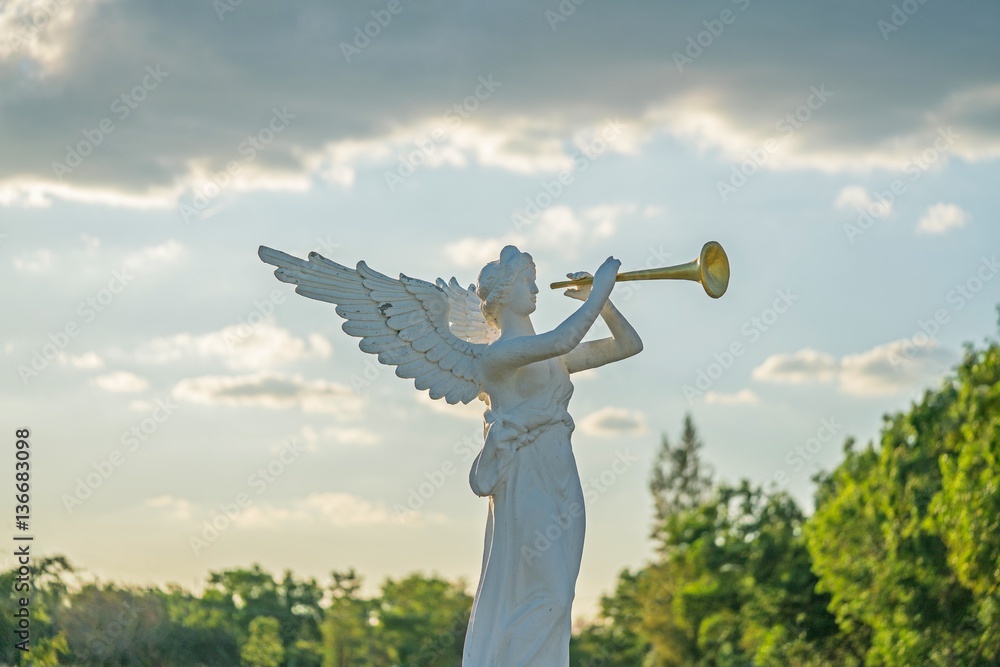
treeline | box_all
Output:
[1,561,472,666]
[572,321,1000,666]
[4,321,1000,666]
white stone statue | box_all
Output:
[259,244,643,665]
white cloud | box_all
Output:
[834,185,892,217]
[0,179,179,210]
[444,203,636,269]
[238,492,402,528]
[60,351,104,369]
[0,2,997,212]
[91,371,149,393]
[297,425,380,449]
[136,322,331,370]
[839,338,955,396]
[917,203,968,235]
[145,495,195,520]
[12,248,54,272]
[416,391,485,421]
[752,349,838,384]
[172,371,360,414]
[123,240,184,272]
[753,340,957,397]
[80,233,101,254]
[147,492,422,527]
[704,389,760,405]
[0,0,109,76]
[578,407,646,436]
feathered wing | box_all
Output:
[259,246,486,404]
[436,277,500,345]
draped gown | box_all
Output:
[463,357,583,665]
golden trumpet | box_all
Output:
[550,241,730,299]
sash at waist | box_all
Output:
[469,404,574,497]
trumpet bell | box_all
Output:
[699,241,730,299]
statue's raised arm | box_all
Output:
[478,254,630,377]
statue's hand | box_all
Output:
[563,272,592,301]
[591,256,621,297]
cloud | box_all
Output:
[4,1,992,209]
[59,351,104,369]
[145,495,195,520]
[0,0,109,76]
[415,391,486,421]
[444,203,636,269]
[752,349,838,384]
[297,425,379,449]
[578,407,646,436]
[917,203,968,235]
[238,492,402,528]
[753,340,957,396]
[91,370,149,392]
[704,389,760,405]
[122,240,184,272]
[834,185,892,217]
[12,248,54,272]
[146,492,421,527]
[135,322,331,370]
[839,338,955,396]
[171,371,360,414]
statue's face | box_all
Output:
[505,265,538,317]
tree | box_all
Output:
[377,573,471,666]
[649,413,714,538]
[242,616,285,667]
[807,322,1000,665]
[321,569,385,667]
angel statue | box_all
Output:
[258,243,643,665]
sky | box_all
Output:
[1,0,998,620]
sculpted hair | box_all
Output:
[476,245,534,327]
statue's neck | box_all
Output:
[497,312,535,339]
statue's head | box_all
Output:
[476,245,537,327]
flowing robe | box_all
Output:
[463,360,583,666]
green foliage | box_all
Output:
[242,617,285,667]
[807,328,1000,665]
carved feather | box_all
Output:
[259,245,489,405]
